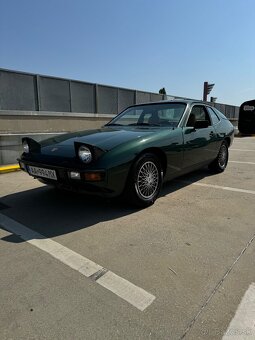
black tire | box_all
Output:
[209,141,229,173]
[124,153,163,208]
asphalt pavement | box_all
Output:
[0,136,255,340]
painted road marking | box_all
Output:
[231,149,255,152]
[222,283,255,339]
[178,181,255,195]
[0,213,155,311]
[233,142,255,144]
[97,271,155,312]
[229,161,255,165]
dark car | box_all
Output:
[238,99,255,134]
[19,100,234,207]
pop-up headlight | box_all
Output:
[22,140,29,153]
[78,145,92,164]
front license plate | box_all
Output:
[28,166,57,180]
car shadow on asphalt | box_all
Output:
[0,168,215,242]
[161,167,216,196]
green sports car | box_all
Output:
[19,100,234,207]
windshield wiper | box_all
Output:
[105,123,123,126]
[128,122,160,127]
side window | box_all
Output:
[207,107,220,125]
[186,105,211,127]
[213,108,227,120]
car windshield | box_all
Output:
[106,102,187,127]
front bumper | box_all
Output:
[18,159,115,196]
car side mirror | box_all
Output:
[194,120,209,129]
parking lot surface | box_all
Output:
[0,137,255,340]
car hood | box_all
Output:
[40,127,168,151]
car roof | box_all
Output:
[130,99,206,107]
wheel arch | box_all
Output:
[224,137,231,147]
[133,147,167,176]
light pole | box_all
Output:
[203,82,215,102]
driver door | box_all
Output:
[182,105,217,169]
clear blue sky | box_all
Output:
[0,0,254,106]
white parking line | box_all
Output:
[222,283,255,339]
[178,181,255,195]
[229,161,255,165]
[0,213,155,311]
[231,149,255,152]
[97,271,155,311]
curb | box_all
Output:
[0,164,20,174]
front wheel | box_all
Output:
[209,141,229,173]
[124,153,163,208]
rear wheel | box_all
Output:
[209,141,229,173]
[124,153,162,207]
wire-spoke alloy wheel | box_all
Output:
[124,153,163,207]
[218,143,228,168]
[209,141,229,173]
[135,161,159,200]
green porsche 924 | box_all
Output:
[19,100,234,207]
